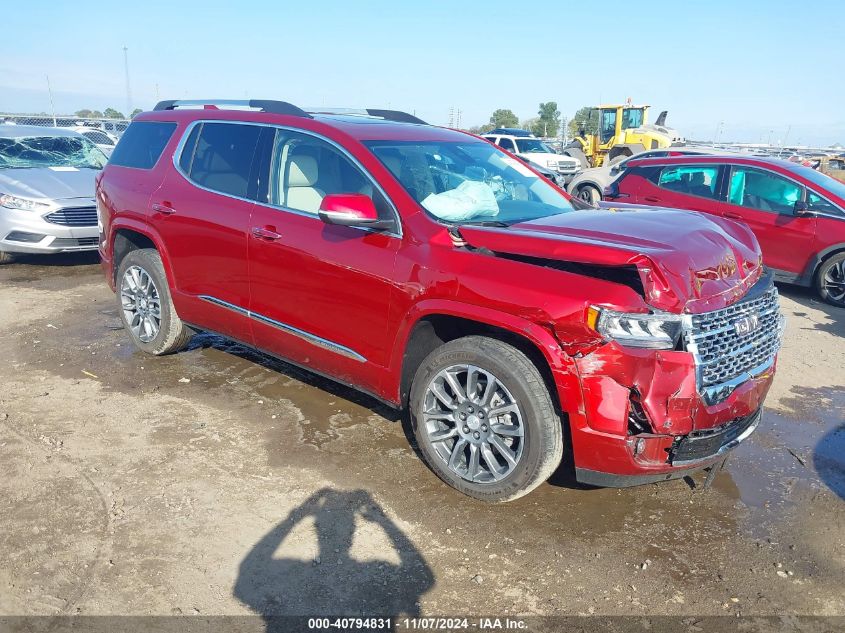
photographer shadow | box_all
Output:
[234,488,434,632]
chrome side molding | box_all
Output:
[198,295,367,363]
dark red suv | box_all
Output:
[606,154,845,306]
[97,100,784,501]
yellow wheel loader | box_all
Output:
[565,104,684,169]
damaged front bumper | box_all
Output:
[564,276,783,487]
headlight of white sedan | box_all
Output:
[0,194,52,212]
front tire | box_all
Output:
[816,252,845,307]
[409,336,564,502]
[116,248,192,355]
[0,251,16,264]
[577,184,601,204]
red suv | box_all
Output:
[97,100,783,501]
[606,154,845,307]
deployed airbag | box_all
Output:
[421,180,499,221]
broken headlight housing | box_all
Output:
[0,194,51,212]
[589,307,684,350]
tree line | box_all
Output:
[466,103,599,139]
[74,107,143,120]
[467,102,562,138]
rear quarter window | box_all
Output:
[109,121,177,169]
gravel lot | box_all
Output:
[0,253,843,625]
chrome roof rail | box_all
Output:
[153,99,312,118]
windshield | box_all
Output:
[514,138,552,154]
[791,162,845,201]
[365,140,574,225]
[0,135,107,169]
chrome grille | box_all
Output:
[44,206,97,227]
[556,160,579,173]
[684,284,783,403]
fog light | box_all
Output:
[5,231,46,243]
[635,438,646,456]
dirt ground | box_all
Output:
[0,253,843,625]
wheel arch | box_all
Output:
[110,221,176,289]
[802,242,845,286]
[575,180,603,195]
[391,301,580,416]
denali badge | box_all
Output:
[733,314,761,336]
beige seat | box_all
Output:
[285,155,324,213]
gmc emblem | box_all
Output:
[734,314,761,336]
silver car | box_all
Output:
[0,125,107,263]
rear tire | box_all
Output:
[816,252,845,307]
[0,251,16,264]
[116,248,192,355]
[409,336,563,502]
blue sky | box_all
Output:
[1,0,841,145]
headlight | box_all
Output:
[0,194,51,212]
[588,306,684,349]
[546,160,557,168]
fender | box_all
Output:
[385,298,584,415]
[800,242,845,286]
[108,216,178,292]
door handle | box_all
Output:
[251,226,282,241]
[152,202,176,215]
[722,211,742,220]
[644,196,660,203]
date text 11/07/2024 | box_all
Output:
[307,617,528,630]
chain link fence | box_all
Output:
[0,113,131,137]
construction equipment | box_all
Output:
[565,102,683,169]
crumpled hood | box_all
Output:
[0,167,98,203]
[459,207,763,313]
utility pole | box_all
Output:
[778,125,791,157]
[45,75,57,127]
[123,46,132,117]
[456,109,462,129]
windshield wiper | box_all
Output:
[458,220,510,227]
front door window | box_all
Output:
[599,109,617,144]
[728,168,802,214]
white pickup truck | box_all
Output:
[483,130,581,183]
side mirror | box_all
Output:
[318,193,393,230]
[793,200,812,216]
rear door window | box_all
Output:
[109,121,177,169]
[657,165,720,199]
[185,122,262,199]
[728,167,802,214]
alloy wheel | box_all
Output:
[422,364,525,483]
[120,265,162,343]
[823,260,845,304]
